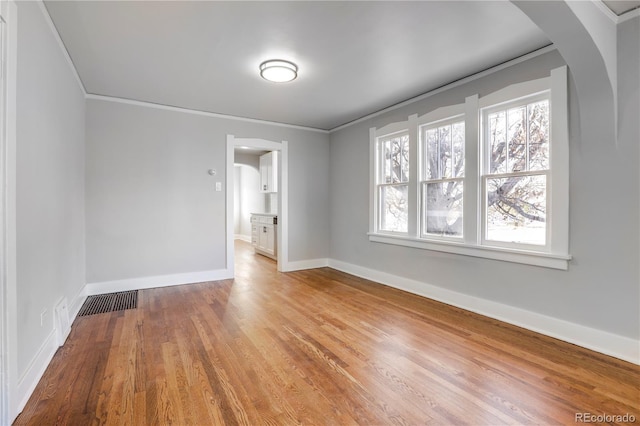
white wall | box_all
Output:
[15,0,86,401]
[233,163,262,240]
[234,166,241,235]
[85,98,330,284]
[329,46,639,353]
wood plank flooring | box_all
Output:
[14,240,640,425]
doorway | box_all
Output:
[225,135,288,276]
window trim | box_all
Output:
[369,66,571,270]
[480,91,551,251]
[418,113,466,241]
[368,232,572,269]
[370,124,411,236]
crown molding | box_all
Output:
[85,94,330,134]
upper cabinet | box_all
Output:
[259,151,278,193]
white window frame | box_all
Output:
[370,120,413,236]
[418,108,466,242]
[369,66,571,270]
[480,91,551,251]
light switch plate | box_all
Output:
[215,182,222,191]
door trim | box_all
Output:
[0,0,18,422]
[226,135,288,273]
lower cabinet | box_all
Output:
[257,224,276,256]
[251,214,277,260]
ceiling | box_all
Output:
[44,1,556,131]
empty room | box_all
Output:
[1,0,639,424]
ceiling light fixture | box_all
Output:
[259,59,298,83]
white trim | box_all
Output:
[68,284,87,322]
[463,94,479,246]
[375,120,410,139]
[477,76,550,109]
[550,66,569,255]
[282,258,329,272]
[278,141,289,272]
[594,0,621,24]
[85,269,233,295]
[37,1,85,93]
[234,234,251,243]
[593,0,640,24]
[226,135,236,277]
[368,233,570,270]
[330,45,556,133]
[407,114,418,236]
[618,6,640,22]
[369,128,376,235]
[15,330,57,416]
[416,103,465,125]
[370,121,412,235]
[88,94,328,134]
[227,136,290,273]
[327,259,639,365]
[1,0,17,422]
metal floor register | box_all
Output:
[78,290,138,316]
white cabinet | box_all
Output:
[251,214,277,259]
[257,224,275,256]
[259,151,278,193]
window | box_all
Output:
[376,131,409,233]
[369,66,570,269]
[482,95,549,248]
[420,117,465,238]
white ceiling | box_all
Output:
[45,1,553,131]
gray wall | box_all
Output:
[86,99,330,283]
[329,47,639,340]
[16,2,86,374]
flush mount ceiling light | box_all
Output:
[259,59,298,83]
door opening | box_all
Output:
[225,136,288,276]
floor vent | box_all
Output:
[78,290,138,316]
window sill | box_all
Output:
[368,233,571,270]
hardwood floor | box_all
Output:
[14,240,640,425]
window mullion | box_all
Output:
[369,127,377,234]
[550,66,569,254]
[407,114,419,237]
[463,94,479,245]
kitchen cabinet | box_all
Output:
[259,151,278,193]
[251,214,277,259]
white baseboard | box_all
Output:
[86,269,234,296]
[16,330,58,414]
[234,234,251,243]
[283,258,329,272]
[328,259,640,365]
[69,284,88,321]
